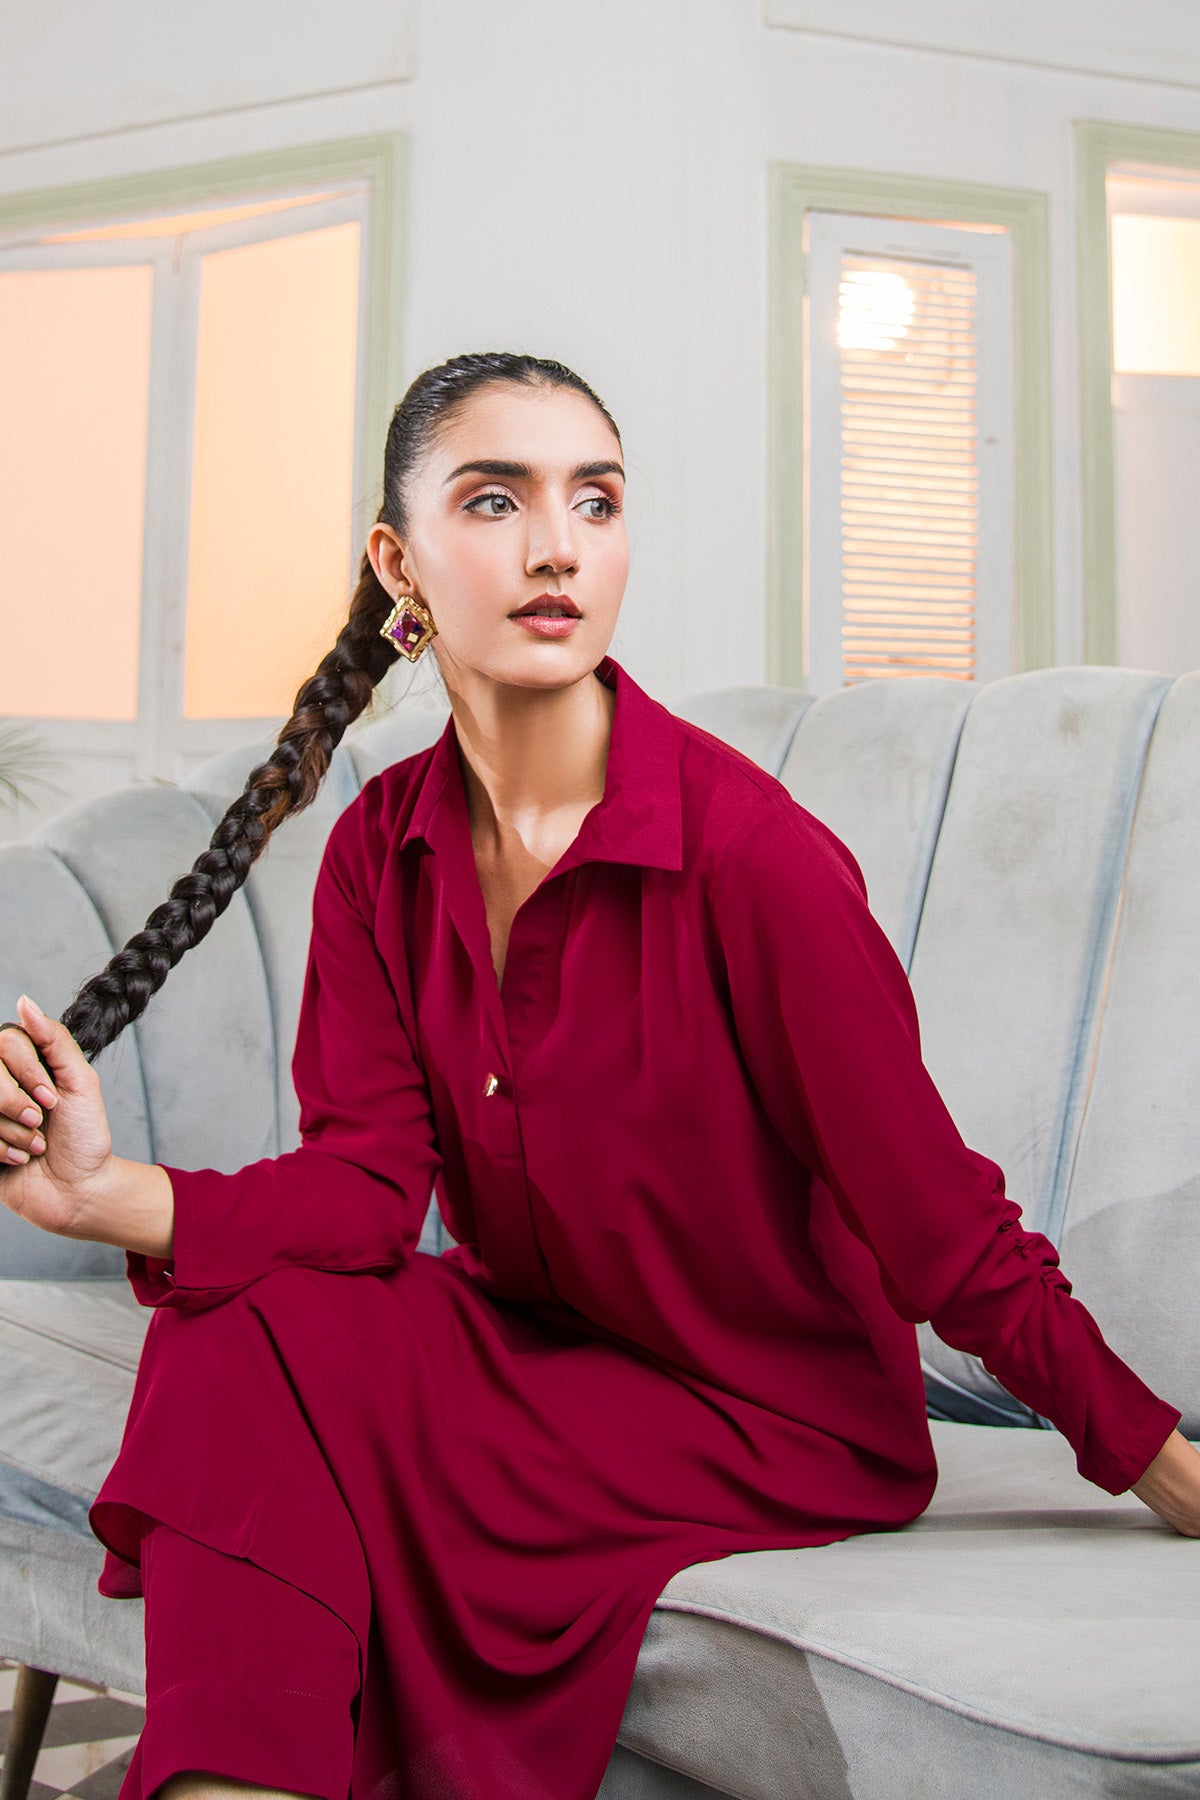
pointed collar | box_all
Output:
[397,653,683,874]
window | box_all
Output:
[0,257,153,725]
[1109,169,1200,376]
[1111,211,1200,376]
[1075,122,1200,667]
[0,138,400,841]
[805,214,1014,689]
[1106,163,1200,675]
[768,166,1053,694]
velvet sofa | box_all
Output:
[1,663,1198,1798]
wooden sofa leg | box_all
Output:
[0,1664,59,1800]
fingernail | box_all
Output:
[18,1107,40,1127]
[18,995,45,1019]
[33,1086,56,1107]
[30,1134,46,1154]
[7,1147,29,1163]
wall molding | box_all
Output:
[767,163,1054,688]
[765,0,1200,92]
[0,2,413,156]
[1075,121,1200,664]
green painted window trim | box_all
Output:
[768,163,1053,689]
[1075,120,1200,666]
[0,132,406,511]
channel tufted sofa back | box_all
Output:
[1,665,1198,1437]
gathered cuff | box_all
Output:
[1077,1387,1181,1496]
[124,1164,197,1307]
[125,1249,177,1308]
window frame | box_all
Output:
[0,133,403,786]
[1075,120,1200,663]
[768,162,1053,690]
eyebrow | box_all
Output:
[444,458,625,486]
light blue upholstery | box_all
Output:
[2,670,1198,1798]
[1056,673,1200,1438]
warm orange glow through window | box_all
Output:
[1111,214,1200,376]
[183,221,362,719]
[0,264,152,720]
[44,194,339,243]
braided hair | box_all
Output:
[61,349,621,1063]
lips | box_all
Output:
[509,594,581,619]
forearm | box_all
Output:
[925,1210,1182,1495]
[69,1154,175,1260]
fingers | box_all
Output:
[14,995,93,1098]
[0,997,96,1171]
[0,1016,53,1164]
[0,1010,58,1105]
[0,1122,46,1164]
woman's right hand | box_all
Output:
[1131,1428,1200,1537]
[0,993,114,1240]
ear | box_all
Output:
[368,523,415,597]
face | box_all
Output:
[368,381,629,695]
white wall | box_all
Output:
[0,0,413,149]
[1114,380,1200,675]
[3,0,1200,720]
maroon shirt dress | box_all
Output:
[88,653,1181,1798]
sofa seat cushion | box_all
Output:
[0,1505,145,1693]
[0,1279,147,1536]
[0,1279,150,1689]
[617,1420,1200,1800]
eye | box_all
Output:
[464,490,516,517]
[579,495,622,520]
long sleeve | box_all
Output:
[126,791,443,1312]
[712,797,1181,1496]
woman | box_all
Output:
[1,350,1197,1800]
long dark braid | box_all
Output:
[61,349,622,1063]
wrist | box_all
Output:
[68,1155,175,1261]
[54,1152,119,1240]
[1130,1429,1200,1537]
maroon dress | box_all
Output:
[89,652,1181,1799]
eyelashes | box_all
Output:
[464,491,622,520]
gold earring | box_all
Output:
[380,592,438,661]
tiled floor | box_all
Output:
[0,1658,143,1800]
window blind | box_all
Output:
[836,254,980,683]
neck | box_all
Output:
[448,666,615,850]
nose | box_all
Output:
[525,497,580,578]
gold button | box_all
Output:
[483,1072,499,1098]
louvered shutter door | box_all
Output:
[806,214,1015,693]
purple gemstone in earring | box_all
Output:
[380,595,436,660]
[392,608,424,652]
